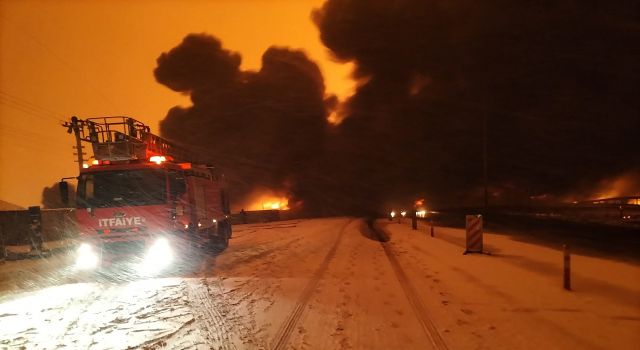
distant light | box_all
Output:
[401,211,407,217]
[149,155,166,164]
[82,163,89,169]
[92,160,100,165]
[416,210,427,218]
[197,222,202,227]
[390,211,396,218]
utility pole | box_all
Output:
[483,112,488,212]
[66,116,85,173]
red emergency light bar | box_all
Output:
[85,157,192,170]
[149,155,167,164]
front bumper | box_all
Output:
[74,236,175,275]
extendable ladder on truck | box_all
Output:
[62,116,195,163]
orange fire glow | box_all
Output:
[327,102,350,126]
[261,199,289,210]
[586,171,640,201]
[240,189,291,211]
[562,170,640,204]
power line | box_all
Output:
[0,100,59,122]
[0,97,65,124]
[0,123,67,146]
[0,90,66,120]
[0,13,119,114]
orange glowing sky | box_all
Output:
[0,0,355,208]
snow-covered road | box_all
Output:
[0,217,638,349]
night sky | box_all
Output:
[155,0,639,214]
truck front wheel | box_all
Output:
[209,221,230,252]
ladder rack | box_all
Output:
[62,116,195,162]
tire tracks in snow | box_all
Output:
[216,235,305,272]
[368,221,450,350]
[186,228,312,349]
[187,279,240,349]
[270,218,354,350]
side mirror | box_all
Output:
[59,181,70,207]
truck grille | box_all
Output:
[96,227,147,235]
[102,240,146,256]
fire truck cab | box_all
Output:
[62,116,231,273]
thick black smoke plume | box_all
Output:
[156,0,639,214]
[155,34,330,211]
[314,0,640,209]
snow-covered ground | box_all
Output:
[379,220,640,349]
[0,217,638,349]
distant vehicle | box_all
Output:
[60,116,231,274]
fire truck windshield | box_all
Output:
[77,169,166,208]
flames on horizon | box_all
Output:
[563,170,640,204]
[235,189,292,212]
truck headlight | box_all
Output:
[138,238,173,274]
[75,243,98,270]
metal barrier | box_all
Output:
[0,208,77,245]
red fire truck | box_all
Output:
[60,116,231,273]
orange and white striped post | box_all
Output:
[464,215,483,254]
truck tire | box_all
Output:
[219,221,230,249]
[209,222,229,252]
